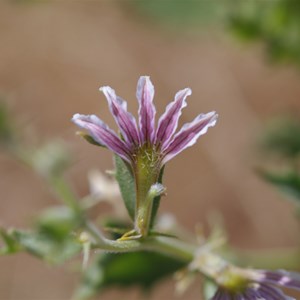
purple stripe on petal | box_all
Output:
[155,88,191,148]
[245,287,263,300]
[162,111,218,164]
[260,270,300,291]
[100,86,140,147]
[72,114,131,162]
[136,76,156,144]
[257,284,289,300]
[210,289,230,300]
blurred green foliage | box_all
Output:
[258,116,300,210]
[130,0,222,27]
[229,0,300,65]
[0,206,82,263]
[0,101,15,146]
[259,170,300,204]
[75,251,186,300]
[259,117,300,159]
[30,141,71,179]
[130,0,300,67]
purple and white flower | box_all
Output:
[211,270,300,300]
[72,76,217,168]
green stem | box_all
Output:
[134,168,159,235]
[92,234,195,262]
[144,236,196,262]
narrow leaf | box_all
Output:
[114,155,136,220]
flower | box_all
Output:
[72,76,217,169]
[72,76,218,236]
[210,269,300,300]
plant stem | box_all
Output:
[92,234,196,262]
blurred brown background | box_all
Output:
[1,1,300,299]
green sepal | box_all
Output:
[203,277,218,300]
[76,131,104,147]
[75,251,187,300]
[149,166,165,228]
[114,155,136,220]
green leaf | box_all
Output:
[114,155,136,220]
[259,169,300,202]
[75,251,186,299]
[36,206,82,238]
[1,206,83,262]
[11,229,81,264]
[149,166,165,229]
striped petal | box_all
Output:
[100,86,140,147]
[72,114,131,162]
[259,270,300,291]
[210,289,232,300]
[256,284,291,300]
[155,88,191,148]
[234,294,246,300]
[162,111,218,164]
[136,76,156,144]
[244,287,263,300]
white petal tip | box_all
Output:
[72,113,81,121]
[185,88,192,95]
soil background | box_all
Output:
[1,1,300,299]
